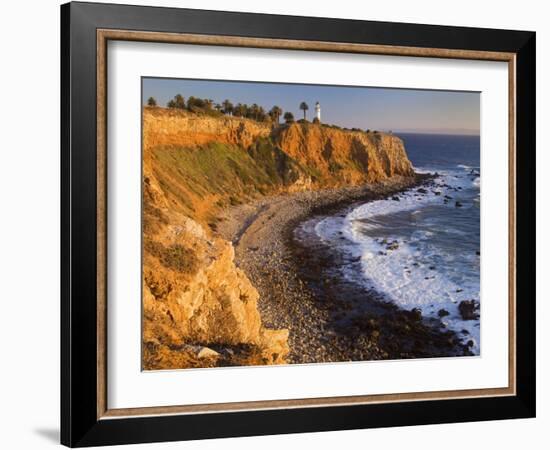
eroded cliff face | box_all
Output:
[143,107,271,151]
[142,174,288,370]
[274,124,415,185]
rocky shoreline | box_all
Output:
[217,174,473,364]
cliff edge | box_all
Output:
[143,108,414,226]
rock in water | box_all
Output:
[386,241,399,251]
[410,308,423,321]
[458,300,480,320]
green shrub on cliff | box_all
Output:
[166,94,185,109]
[283,112,295,123]
[144,240,199,275]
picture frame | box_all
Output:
[61,1,536,447]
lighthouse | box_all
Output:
[315,101,321,122]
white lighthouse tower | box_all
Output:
[315,101,321,122]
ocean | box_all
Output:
[309,133,481,354]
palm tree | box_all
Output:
[269,106,283,124]
[147,97,157,107]
[299,102,309,120]
[283,112,295,123]
[249,103,260,120]
[222,99,233,115]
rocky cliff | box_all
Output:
[143,108,414,187]
[274,123,415,185]
[142,107,415,369]
[142,169,288,369]
[143,108,414,225]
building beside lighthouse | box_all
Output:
[315,101,321,122]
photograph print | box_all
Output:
[141,78,481,371]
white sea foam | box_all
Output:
[312,170,481,353]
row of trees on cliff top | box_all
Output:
[146,94,319,125]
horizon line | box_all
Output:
[392,129,480,136]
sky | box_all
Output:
[142,77,480,135]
